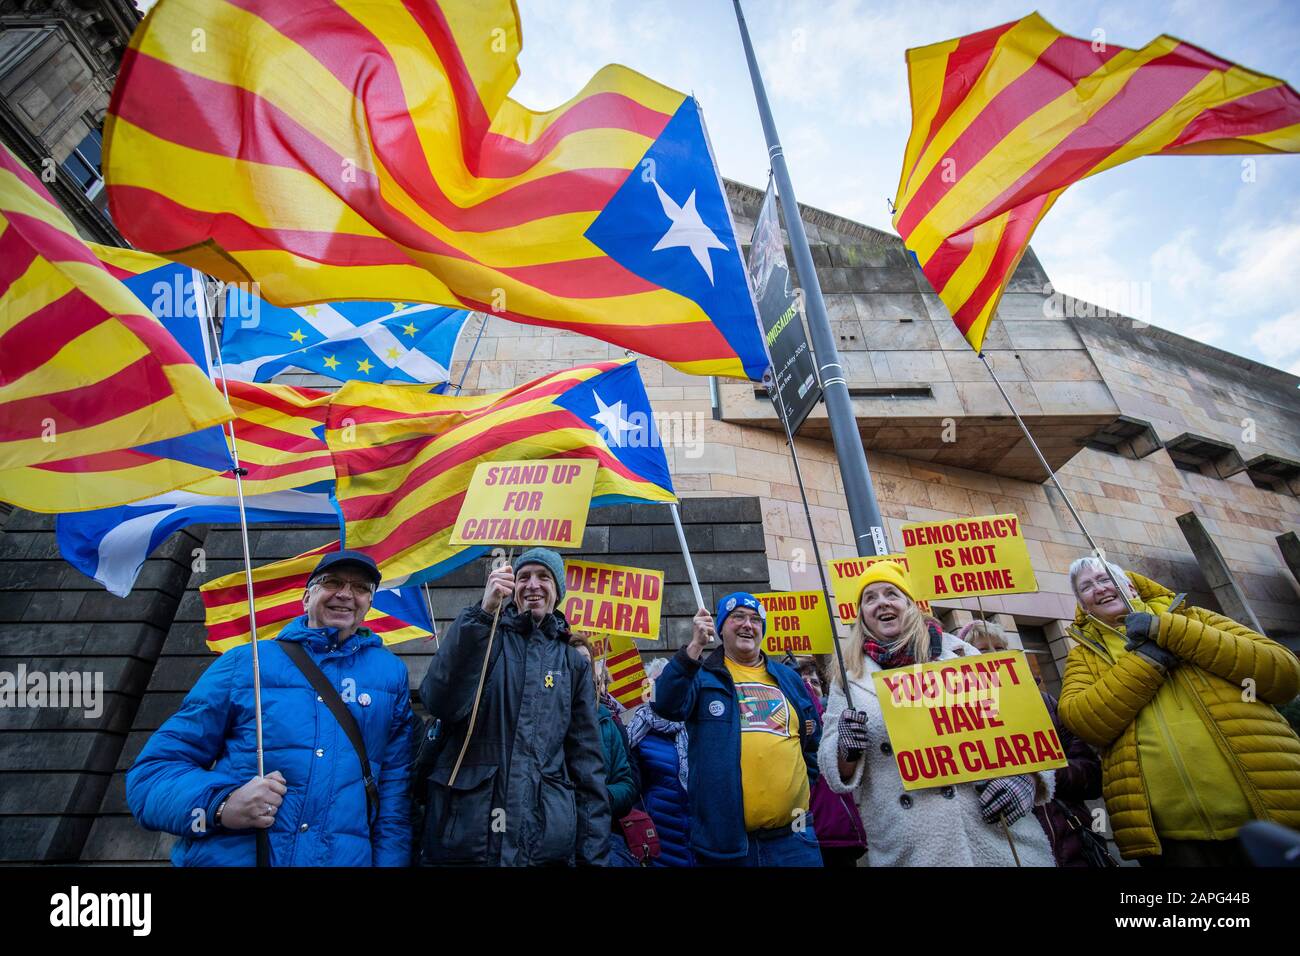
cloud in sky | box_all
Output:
[505,1,1299,374]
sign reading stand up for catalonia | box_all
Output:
[450,459,597,548]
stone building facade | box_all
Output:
[0,9,1297,861]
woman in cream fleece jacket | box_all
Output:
[817,562,1057,867]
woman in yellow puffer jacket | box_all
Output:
[1058,557,1300,865]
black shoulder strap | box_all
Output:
[279,641,378,829]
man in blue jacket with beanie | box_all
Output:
[127,550,416,866]
[651,592,822,866]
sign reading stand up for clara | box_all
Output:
[753,591,835,654]
[871,650,1067,791]
[450,459,596,548]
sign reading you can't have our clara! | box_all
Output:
[451,459,597,548]
[562,559,663,640]
[901,514,1037,600]
[872,650,1067,790]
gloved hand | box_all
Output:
[1122,612,1157,647]
[1132,640,1179,675]
[977,774,1036,825]
[837,709,869,762]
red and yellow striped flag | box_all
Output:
[328,359,676,585]
[200,541,433,653]
[104,0,769,380]
[0,143,231,486]
[186,380,335,497]
[893,13,1300,351]
[604,633,649,709]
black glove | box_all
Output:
[1123,612,1157,647]
[1132,640,1179,674]
[978,775,1036,825]
[837,709,869,762]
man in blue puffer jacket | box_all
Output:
[127,550,417,866]
[652,592,822,866]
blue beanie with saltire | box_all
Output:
[515,548,566,599]
[716,591,766,633]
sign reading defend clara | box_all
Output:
[901,513,1037,601]
[451,459,596,548]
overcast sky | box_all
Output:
[510,0,1300,376]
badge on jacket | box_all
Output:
[544,671,555,689]
[708,700,725,717]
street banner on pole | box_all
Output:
[901,514,1037,600]
[748,181,821,433]
[872,650,1066,790]
[563,559,663,640]
[450,459,596,548]
[754,590,836,654]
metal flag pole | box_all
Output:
[669,502,707,613]
[978,352,1136,612]
[733,0,888,558]
[202,278,272,866]
[421,582,440,651]
[770,378,856,704]
[202,280,269,774]
[452,312,488,394]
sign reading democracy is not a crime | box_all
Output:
[450,459,596,548]
[901,514,1037,600]
[563,559,663,640]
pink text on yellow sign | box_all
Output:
[562,559,663,640]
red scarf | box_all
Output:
[864,620,945,668]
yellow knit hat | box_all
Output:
[854,560,916,607]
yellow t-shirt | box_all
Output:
[724,658,810,832]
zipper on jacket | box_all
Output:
[1172,666,1270,821]
[1148,689,1217,838]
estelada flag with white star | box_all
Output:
[104,0,770,381]
[327,359,676,586]
[219,287,472,386]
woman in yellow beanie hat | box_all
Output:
[816,561,1058,866]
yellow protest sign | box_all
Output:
[901,514,1037,601]
[583,631,649,709]
[754,591,836,654]
[450,459,596,548]
[871,650,1066,790]
[562,559,663,640]
[825,554,928,623]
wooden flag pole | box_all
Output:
[203,278,271,866]
[447,547,513,789]
[978,352,1136,612]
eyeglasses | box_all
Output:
[311,575,376,597]
[728,612,764,627]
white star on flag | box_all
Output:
[590,392,634,446]
[651,180,728,284]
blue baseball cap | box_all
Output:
[310,549,381,588]
[716,591,766,634]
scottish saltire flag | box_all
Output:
[200,541,434,653]
[328,359,676,586]
[57,488,337,597]
[0,144,231,510]
[104,0,769,380]
[893,13,1300,351]
[220,290,470,385]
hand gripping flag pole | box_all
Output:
[733,0,890,559]
[978,352,1135,613]
[202,280,272,864]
